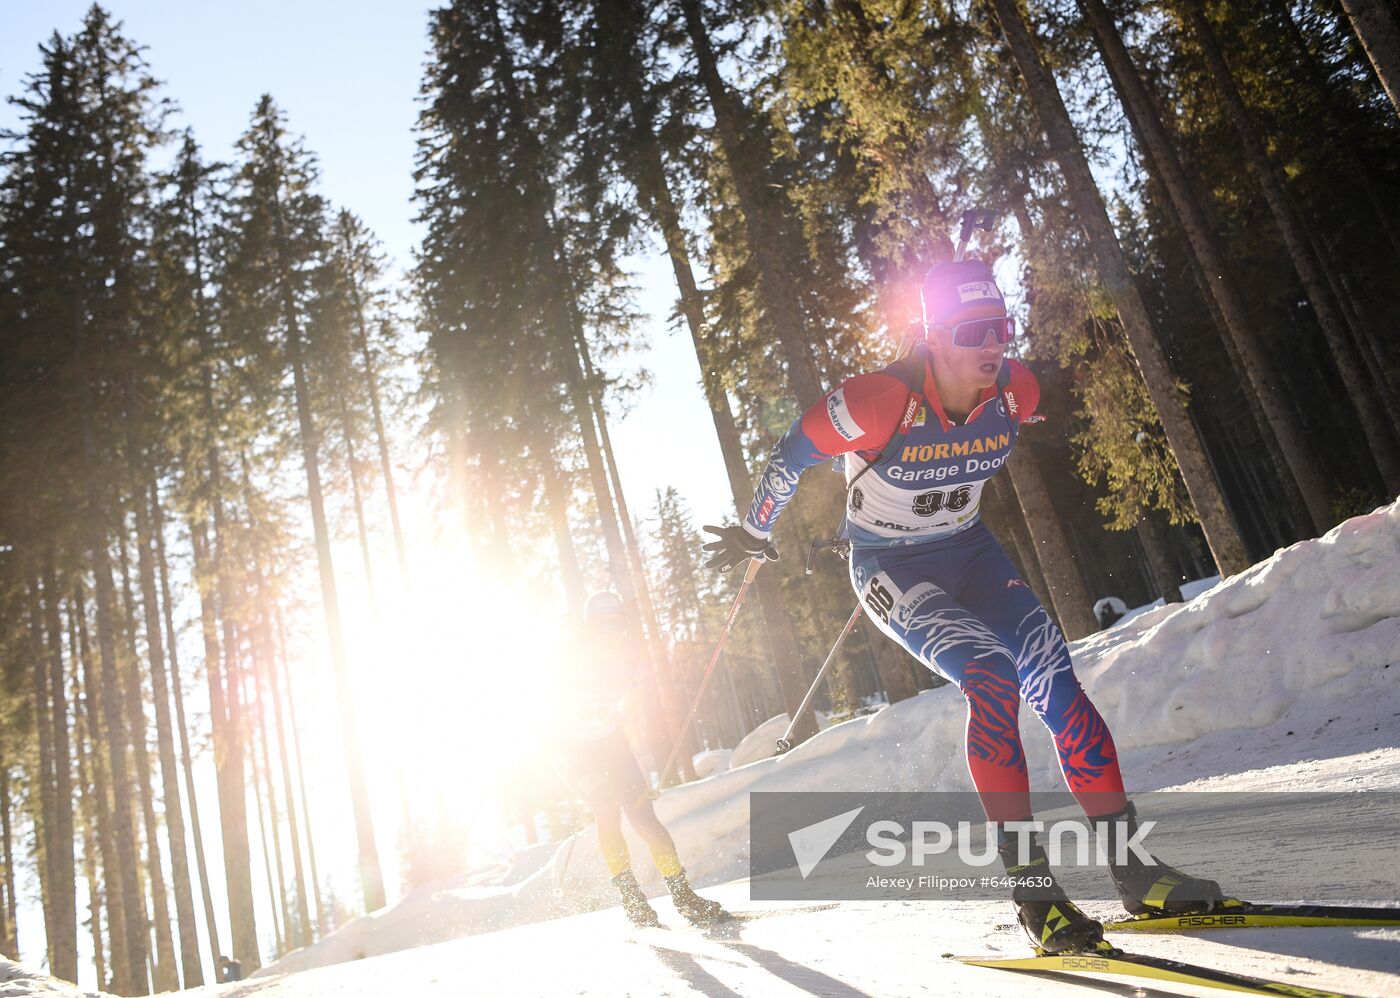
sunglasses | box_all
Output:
[931,316,1016,348]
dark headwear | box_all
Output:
[921,259,1007,328]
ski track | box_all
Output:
[178,885,1400,997]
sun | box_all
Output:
[347,527,570,868]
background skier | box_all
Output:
[703,259,1222,952]
[553,591,726,928]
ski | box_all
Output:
[951,940,1359,997]
[1104,900,1400,932]
[725,903,841,922]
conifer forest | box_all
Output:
[0,0,1397,992]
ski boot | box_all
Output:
[1002,841,1104,954]
[1096,802,1224,916]
[664,870,728,927]
[612,870,660,928]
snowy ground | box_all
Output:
[183,887,1400,998]
[10,501,1400,996]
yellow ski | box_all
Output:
[1104,900,1400,933]
[951,940,1359,997]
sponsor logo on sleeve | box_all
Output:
[849,487,865,512]
[826,388,866,442]
[901,394,924,431]
[893,582,944,626]
[957,281,1002,303]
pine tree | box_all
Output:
[1338,0,1400,117]
[985,0,1250,575]
[226,95,385,916]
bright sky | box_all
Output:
[1,0,735,985]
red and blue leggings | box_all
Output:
[851,523,1126,823]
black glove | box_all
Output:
[701,523,779,573]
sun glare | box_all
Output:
[344,523,569,870]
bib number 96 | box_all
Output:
[864,577,896,623]
[913,484,974,517]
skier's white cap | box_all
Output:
[584,590,625,621]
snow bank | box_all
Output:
[728,711,834,769]
[691,749,733,778]
[0,959,110,998]
[259,500,1400,978]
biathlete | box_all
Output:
[553,591,727,928]
[702,259,1222,952]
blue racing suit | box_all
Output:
[743,346,1126,821]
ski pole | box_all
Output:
[658,556,765,786]
[776,603,864,753]
[552,828,582,900]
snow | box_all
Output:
[12,501,1400,997]
[0,961,108,998]
[691,749,734,779]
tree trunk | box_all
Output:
[133,484,202,985]
[69,615,107,989]
[66,128,148,995]
[40,561,78,982]
[0,750,17,960]
[1136,514,1185,603]
[542,455,587,615]
[189,521,256,970]
[1080,0,1336,531]
[274,609,325,932]
[612,18,819,733]
[184,173,258,969]
[26,578,58,972]
[331,376,379,613]
[1004,444,1099,638]
[1309,224,1400,423]
[83,494,148,996]
[264,620,313,947]
[1174,212,1314,537]
[1181,0,1400,496]
[246,631,294,951]
[268,156,385,914]
[154,496,220,978]
[989,0,1250,576]
[340,231,410,589]
[1339,0,1400,118]
[116,529,178,992]
[984,471,1057,617]
[74,578,135,994]
[245,668,285,957]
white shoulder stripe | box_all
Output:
[826,388,866,442]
